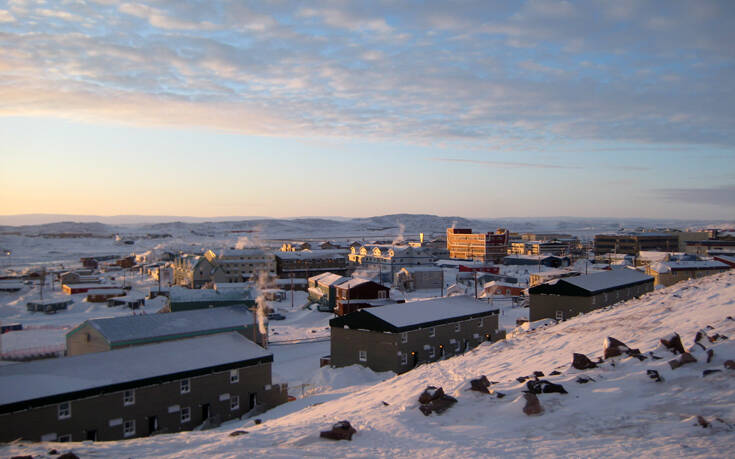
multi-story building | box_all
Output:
[349,245,435,283]
[205,248,276,282]
[594,233,679,256]
[172,255,225,288]
[446,228,509,262]
[275,250,348,278]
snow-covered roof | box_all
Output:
[316,273,349,287]
[560,269,652,293]
[76,306,254,344]
[276,249,347,260]
[336,278,374,289]
[484,281,521,289]
[400,266,443,273]
[653,260,729,272]
[0,332,271,409]
[169,286,252,302]
[63,283,121,289]
[219,248,271,257]
[361,296,499,330]
[86,289,125,295]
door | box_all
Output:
[85,430,97,441]
[249,393,257,410]
[201,404,210,421]
[412,351,418,368]
[148,416,158,435]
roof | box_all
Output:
[401,266,443,273]
[0,332,271,413]
[529,268,653,296]
[484,281,521,289]
[63,283,121,290]
[71,305,254,345]
[330,295,499,333]
[169,286,252,303]
[26,298,74,306]
[650,260,729,273]
[219,248,272,258]
[275,250,347,260]
[86,289,125,295]
[316,273,349,287]
[336,278,376,289]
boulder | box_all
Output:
[646,369,663,382]
[58,454,79,459]
[48,450,59,455]
[516,376,529,383]
[470,376,492,394]
[669,352,697,370]
[576,375,595,384]
[550,370,562,376]
[707,349,714,363]
[703,369,722,377]
[522,393,544,416]
[724,360,735,370]
[660,333,686,354]
[603,337,636,360]
[697,415,710,428]
[493,391,506,399]
[320,420,357,441]
[533,371,545,378]
[229,430,248,437]
[571,353,597,370]
[11,456,33,459]
[418,386,444,404]
[419,395,458,416]
[711,333,728,341]
[526,379,568,394]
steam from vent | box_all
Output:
[451,220,457,230]
[392,223,406,245]
[253,261,270,337]
[235,236,253,250]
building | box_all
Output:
[329,296,503,374]
[528,269,654,321]
[26,298,74,313]
[349,245,434,283]
[714,255,735,268]
[393,266,444,291]
[645,260,730,287]
[66,306,261,356]
[62,283,122,295]
[307,272,349,311]
[334,278,391,316]
[172,255,225,288]
[684,240,735,256]
[86,289,126,303]
[446,228,510,262]
[502,255,570,268]
[0,333,287,442]
[510,240,573,256]
[275,250,348,278]
[167,286,255,312]
[205,248,277,283]
[482,281,524,297]
[107,293,146,309]
[594,233,679,256]
[521,233,574,241]
[529,269,580,287]
[59,271,100,285]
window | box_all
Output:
[58,402,71,420]
[591,296,596,305]
[401,353,407,365]
[429,327,436,337]
[58,434,72,442]
[123,390,135,406]
[478,318,484,327]
[123,420,135,437]
[454,323,460,332]
[428,346,436,359]
[231,395,240,411]
[230,369,239,384]
[181,407,191,423]
[401,332,408,344]
[378,290,387,299]
[181,378,190,394]
[555,310,564,321]
[358,350,367,362]
[454,341,461,352]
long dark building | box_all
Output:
[594,233,679,256]
[0,333,287,442]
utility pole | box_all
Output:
[474,270,478,299]
[290,273,294,310]
[440,269,444,297]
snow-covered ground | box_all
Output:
[4,270,734,458]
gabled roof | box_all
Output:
[330,295,499,333]
[0,332,271,413]
[529,268,653,296]
[317,273,349,287]
[335,278,380,290]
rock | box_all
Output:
[669,352,697,370]
[48,450,59,455]
[697,415,710,428]
[727,316,735,321]
[550,370,561,376]
[470,375,492,393]
[526,379,568,394]
[533,371,545,378]
[724,360,735,370]
[707,349,714,363]
[418,386,444,404]
[603,337,631,359]
[706,325,714,330]
[647,369,663,382]
[382,401,390,406]
[320,420,357,441]
[254,419,262,425]
[571,353,597,370]
[661,333,686,354]
[703,369,722,377]
[522,393,544,416]
[419,395,458,416]
[516,376,529,383]
[58,454,79,459]
[711,333,728,341]
[229,430,248,437]
[576,376,595,384]
[11,456,34,459]
[649,353,663,360]
[493,391,506,399]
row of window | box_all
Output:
[359,339,477,366]
[399,319,485,343]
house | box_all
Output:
[66,306,262,356]
[528,269,654,321]
[482,281,524,297]
[446,228,510,262]
[26,298,74,313]
[204,248,277,283]
[349,245,434,283]
[0,281,24,292]
[275,250,349,278]
[334,278,390,316]
[329,295,503,374]
[645,260,730,287]
[503,255,570,268]
[114,256,136,269]
[308,272,349,311]
[0,333,287,442]
[714,255,735,268]
[172,255,225,288]
[59,271,100,285]
[393,266,444,291]
[86,289,126,303]
[107,293,146,309]
[167,286,255,312]
[62,283,122,295]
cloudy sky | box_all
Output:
[0,0,733,219]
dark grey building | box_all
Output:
[0,333,287,442]
[528,268,654,322]
[329,295,504,374]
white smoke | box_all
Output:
[392,223,406,246]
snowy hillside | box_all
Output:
[4,271,735,458]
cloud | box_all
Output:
[428,157,580,170]
[0,10,15,22]
[654,185,735,207]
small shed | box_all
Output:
[108,293,146,309]
[86,289,126,303]
[26,298,73,313]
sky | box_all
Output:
[0,0,734,220]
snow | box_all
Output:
[364,295,499,329]
[0,332,271,406]
[560,268,653,293]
